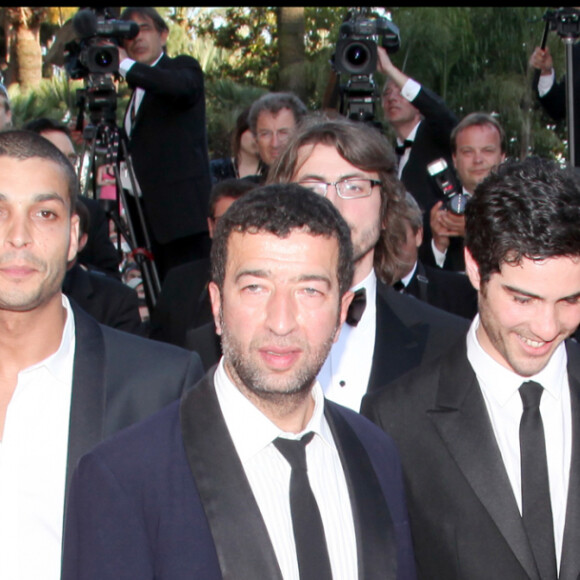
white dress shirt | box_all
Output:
[466,315,571,569]
[318,269,377,412]
[0,296,76,580]
[214,360,358,579]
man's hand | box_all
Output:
[529,46,554,76]
[430,201,466,252]
[377,46,408,88]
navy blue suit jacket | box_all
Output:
[63,371,417,579]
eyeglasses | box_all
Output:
[298,178,381,200]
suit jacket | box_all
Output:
[185,280,469,393]
[148,257,212,346]
[397,260,477,320]
[361,338,580,580]
[65,302,204,495]
[399,86,458,216]
[63,370,417,579]
[396,85,464,271]
[64,263,143,335]
[125,53,212,244]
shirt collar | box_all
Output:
[396,121,421,146]
[466,314,567,406]
[214,358,333,464]
[20,295,76,382]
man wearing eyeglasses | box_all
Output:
[268,118,468,411]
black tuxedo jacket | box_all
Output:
[362,338,580,580]
[149,257,212,346]
[398,260,477,321]
[184,280,469,395]
[66,302,204,495]
[125,53,211,244]
[63,370,417,579]
[399,86,458,216]
[64,264,143,335]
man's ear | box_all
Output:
[464,247,481,291]
[333,290,354,344]
[208,281,223,335]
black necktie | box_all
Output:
[346,288,366,326]
[519,381,558,580]
[273,433,332,580]
[394,139,413,156]
[392,280,405,293]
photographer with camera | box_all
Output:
[378,47,460,268]
[429,113,506,271]
[117,7,212,281]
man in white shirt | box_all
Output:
[62,184,417,579]
[268,117,468,412]
[363,156,580,579]
[0,130,203,580]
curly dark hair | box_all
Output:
[465,156,580,283]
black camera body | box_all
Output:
[427,158,470,215]
[333,10,400,76]
[65,7,138,80]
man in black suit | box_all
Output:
[63,185,417,579]
[0,130,203,580]
[429,112,506,272]
[118,7,212,280]
[390,193,477,320]
[264,118,468,412]
[378,46,459,267]
[363,157,580,579]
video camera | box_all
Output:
[64,7,138,126]
[334,9,400,76]
[65,7,138,79]
[332,8,400,123]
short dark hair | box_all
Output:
[248,92,308,135]
[451,112,506,154]
[23,117,71,137]
[465,156,580,284]
[211,183,354,297]
[208,178,257,218]
[120,7,168,33]
[0,130,78,214]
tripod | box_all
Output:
[76,82,161,312]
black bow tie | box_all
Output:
[346,288,366,327]
[392,280,405,293]
[394,139,413,156]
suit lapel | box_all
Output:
[179,371,282,580]
[559,342,580,580]
[65,304,106,495]
[325,403,397,579]
[368,281,427,390]
[429,341,539,580]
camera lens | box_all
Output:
[94,49,113,68]
[346,43,370,69]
